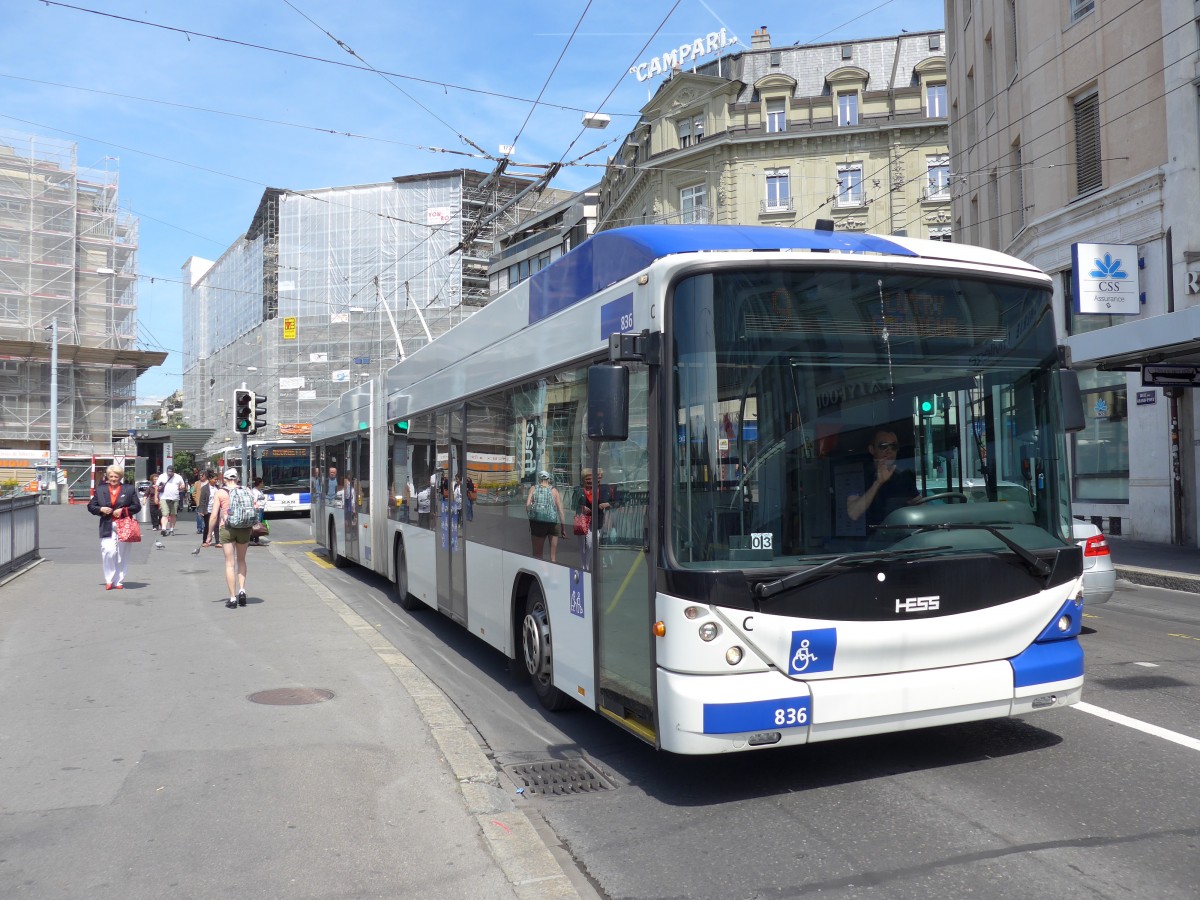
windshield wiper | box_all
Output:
[754,546,953,600]
[880,523,1053,578]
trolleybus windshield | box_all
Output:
[670,268,1074,571]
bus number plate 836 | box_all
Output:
[702,696,812,734]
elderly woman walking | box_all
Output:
[87,464,142,590]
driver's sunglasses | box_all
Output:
[875,441,899,451]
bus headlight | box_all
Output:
[698,622,720,642]
[725,646,743,666]
[1056,613,1073,633]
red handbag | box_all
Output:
[114,513,142,543]
[573,511,591,536]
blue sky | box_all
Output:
[2,0,945,402]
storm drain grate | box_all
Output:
[248,688,335,706]
[505,759,615,796]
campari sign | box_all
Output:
[628,29,732,82]
[1072,242,1139,315]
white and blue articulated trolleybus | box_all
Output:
[310,225,1088,755]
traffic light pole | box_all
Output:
[240,381,248,485]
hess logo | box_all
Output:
[895,595,940,614]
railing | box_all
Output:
[0,493,40,577]
[760,199,795,214]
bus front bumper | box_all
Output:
[655,644,1083,755]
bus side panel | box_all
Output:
[504,557,597,712]
[464,543,509,655]
[401,523,438,609]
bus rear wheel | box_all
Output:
[394,541,419,610]
[328,522,346,568]
[521,584,571,712]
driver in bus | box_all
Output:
[846,428,920,528]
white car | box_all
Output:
[1071,519,1115,605]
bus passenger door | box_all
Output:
[594,366,655,741]
[435,407,467,624]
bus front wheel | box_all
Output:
[521,584,571,712]
[394,541,419,610]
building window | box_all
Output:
[677,115,704,148]
[928,227,952,242]
[925,155,950,199]
[764,168,791,210]
[766,98,786,133]
[1073,369,1128,503]
[926,82,947,118]
[929,34,941,51]
[841,45,853,60]
[1073,91,1102,195]
[1005,0,1018,80]
[677,120,691,148]
[1010,141,1025,233]
[770,51,781,67]
[837,91,859,126]
[836,164,863,206]
[680,184,708,224]
[1070,0,1095,23]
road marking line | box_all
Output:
[305,550,335,569]
[1074,701,1200,752]
[1167,632,1200,642]
[273,538,316,545]
[1132,661,1159,668]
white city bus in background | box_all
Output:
[210,440,311,515]
[311,224,1087,755]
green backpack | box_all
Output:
[528,484,558,523]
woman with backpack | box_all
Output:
[525,471,564,563]
[204,469,255,608]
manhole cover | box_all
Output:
[248,688,335,705]
[505,759,614,796]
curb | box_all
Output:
[1114,565,1200,595]
[277,545,583,900]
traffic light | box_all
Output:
[234,389,253,433]
[391,420,409,435]
[918,395,942,418]
[252,393,267,434]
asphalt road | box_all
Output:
[271,517,1200,900]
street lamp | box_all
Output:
[45,319,59,504]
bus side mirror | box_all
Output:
[1056,368,1086,433]
[588,365,629,442]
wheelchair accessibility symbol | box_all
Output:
[791,639,819,672]
[787,628,836,675]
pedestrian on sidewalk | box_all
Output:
[156,466,185,536]
[205,468,253,608]
[250,476,266,545]
[193,470,211,538]
[147,472,162,533]
[87,464,142,590]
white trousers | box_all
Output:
[100,536,129,587]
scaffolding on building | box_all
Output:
[0,130,164,457]
[184,169,568,456]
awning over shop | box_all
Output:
[1066,306,1200,370]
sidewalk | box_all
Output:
[1108,535,1200,594]
[0,504,580,900]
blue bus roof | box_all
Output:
[528,225,918,323]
